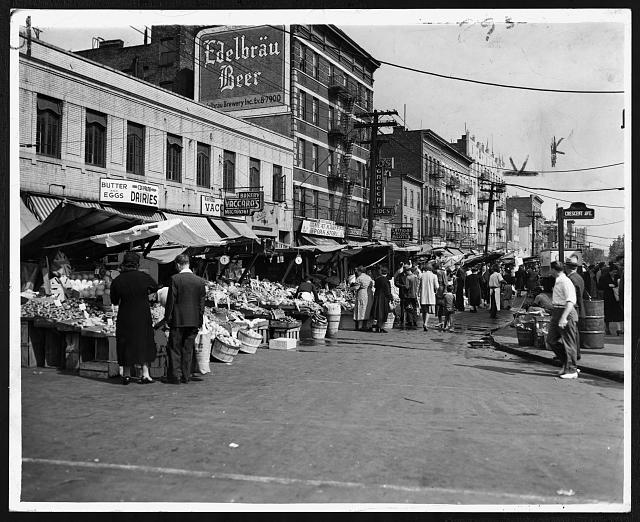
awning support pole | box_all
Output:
[238,252,259,284]
[281,257,296,284]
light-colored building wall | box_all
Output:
[19,37,294,238]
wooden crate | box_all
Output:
[78,332,119,378]
[271,327,300,340]
[21,319,37,368]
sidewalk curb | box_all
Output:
[489,334,624,383]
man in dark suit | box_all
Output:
[164,254,207,384]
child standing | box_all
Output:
[443,284,456,332]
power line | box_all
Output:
[512,185,625,209]
[507,184,623,193]
[268,25,625,95]
[583,219,625,227]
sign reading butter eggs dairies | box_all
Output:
[99,178,159,208]
[196,25,287,112]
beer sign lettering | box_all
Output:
[196,26,287,112]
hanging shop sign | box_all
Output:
[195,25,287,112]
[374,166,384,208]
[200,195,224,217]
[300,219,345,238]
[391,227,413,241]
[223,191,264,216]
[373,206,394,216]
[99,178,159,208]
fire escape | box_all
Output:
[327,74,361,227]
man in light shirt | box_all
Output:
[546,260,580,379]
[488,264,504,319]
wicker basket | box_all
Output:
[211,337,239,362]
[237,329,261,354]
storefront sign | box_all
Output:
[300,219,345,238]
[374,166,384,208]
[99,178,159,207]
[391,227,413,241]
[200,195,224,216]
[373,206,394,216]
[223,191,264,216]
[196,25,287,112]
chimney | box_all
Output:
[144,28,148,45]
[99,39,124,49]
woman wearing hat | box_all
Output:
[109,252,159,384]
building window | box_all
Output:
[36,94,62,158]
[410,190,414,209]
[312,97,319,125]
[312,144,318,172]
[328,193,335,219]
[296,138,306,169]
[312,51,319,79]
[196,143,210,188]
[329,106,335,127]
[223,150,236,193]
[272,165,285,202]
[404,187,408,206]
[166,134,182,182]
[249,157,261,189]
[85,109,106,167]
[126,122,145,175]
[294,186,306,216]
[311,190,319,219]
[300,91,307,121]
[297,43,306,72]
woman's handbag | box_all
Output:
[612,285,620,301]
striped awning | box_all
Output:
[209,217,259,241]
[101,204,164,222]
[25,194,63,221]
[20,199,41,238]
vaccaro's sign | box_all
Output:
[196,25,287,112]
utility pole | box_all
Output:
[354,109,398,240]
[480,182,495,256]
[557,206,565,263]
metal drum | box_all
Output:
[580,299,605,349]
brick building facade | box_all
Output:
[506,195,545,256]
[20,37,294,244]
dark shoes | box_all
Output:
[139,377,154,384]
[120,376,131,385]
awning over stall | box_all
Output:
[162,212,259,243]
[20,199,41,238]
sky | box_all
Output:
[13,9,629,251]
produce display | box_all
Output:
[215,334,242,348]
[21,296,117,335]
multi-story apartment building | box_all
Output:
[506,195,545,256]
[20,36,294,247]
[506,208,520,251]
[77,24,380,245]
[381,128,475,246]
[451,131,507,251]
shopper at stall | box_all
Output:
[480,264,490,308]
[546,261,579,379]
[296,276,319,302]
[418,263,439,331]
[404,267,420,329]
[464,265,482,313]
[371,267,392,333]
[394,263,410,327]
[597,262,623,335]
[501,266,515,310]
[515,265,527,297]
[489,264,505,319]
[164,254,207,384]
[109,252,158,385]
[352,265,374,331]
[455,263,466,311]
[531,277,555,313]
[434,262,448,328]
[526,264,539,294]
[582,264,597,299]
[442,284,456,332]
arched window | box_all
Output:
[126,122,145,175]
[85,110,106,167]
[196,143,210,188]
[36,95,62,158]
[223,150,236,193]
[166,134,182,182]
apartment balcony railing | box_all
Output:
[444,204,455,214]
[496,225,505,231]
[495,203,506,212]
[327,166,360,188]
[459,183,474,196]
[327,116,349,138]
[446,231,460,241]
[445,176,460,189]
[428,170,445,182]
[429,200,445,210]
[328,74,358,101]
[477,218,486,225]
[460,210,474,220]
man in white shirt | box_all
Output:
[488,265,504,319]
[545,261,579,379]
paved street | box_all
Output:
[19,307,624,506]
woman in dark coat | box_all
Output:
[515,265,526,296]
[370,266,392,333]
[597,264,623,335]
[464,266,482,312]
[109,252,158,384]
[455,264,466,311]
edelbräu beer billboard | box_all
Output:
[195,25,287,112]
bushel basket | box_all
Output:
[237,329,262,354]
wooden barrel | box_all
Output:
[326,314,341,337]
[580,299,605,349]
[310,323,327,340]
[516,327,534,346]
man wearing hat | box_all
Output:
[565,255,585,360]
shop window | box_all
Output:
[36,94,62,158]
[272,165,285,203]
[85,109,106,167]
[312,97,319,125]
[249,157,261,190]
[126,122,145,175]
[196,143,210,188]
[223,150,236,193]
[166,134,182,182]
[312,144,318,172]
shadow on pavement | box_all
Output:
[453,363,553,378]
